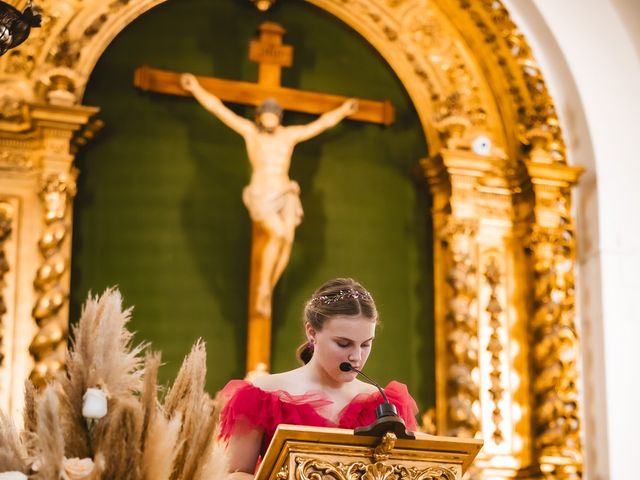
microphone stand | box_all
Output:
[340,362,415,439]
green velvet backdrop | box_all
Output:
[70,0,435,411]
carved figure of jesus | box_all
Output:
[180,73,359,317]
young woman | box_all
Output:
[217,278,418,479]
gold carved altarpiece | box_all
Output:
[0,0,583,478]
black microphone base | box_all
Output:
[376,403,398,418]
[354,415,415,439]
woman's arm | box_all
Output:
[224,420,264,480]
[227,473,254,480]
[180,73,254,136]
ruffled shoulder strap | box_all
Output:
[383,381,419,431]
[217,380,262,441]
[338,381,418,431]
[217,379,334,442]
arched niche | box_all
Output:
[0,1,584,477]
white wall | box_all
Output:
[503,1,640,478]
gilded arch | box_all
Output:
[0,0,583,477]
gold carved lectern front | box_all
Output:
[257,425,483,480]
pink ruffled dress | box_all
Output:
[218,379,419,457]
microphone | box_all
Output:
[339,362,398,418]
[340,362,415,438]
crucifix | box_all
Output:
[133,22,395,376]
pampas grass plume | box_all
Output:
[32,386,64,480]
[92,397,143,480]
[140,411,182,480]
[163,340,217,480]
[0,410,28,473]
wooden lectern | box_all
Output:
[256,425,483,480]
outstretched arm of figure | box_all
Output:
[180,73,254,137]
[289,98,359,143]
[224,420,263,480]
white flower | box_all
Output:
[82,388,108,419]
[0,472,28,480]
[62,457,95,480]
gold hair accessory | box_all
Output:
[310,289,372,305]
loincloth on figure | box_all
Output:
[242,180,304,227]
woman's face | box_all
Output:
[307,315,377,383]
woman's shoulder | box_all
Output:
[218,370,298,395]
[383,381,417,405]
[251,368,333,397]
[353,379,379,396]
[384,380,412,394]
[251,371,296,392]
[348,380,411,402]
[350,380,417,413]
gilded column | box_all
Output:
[0,102,97,406]
[483,254,504,444]
[439,216,480,439]
[0,104,41,415]
[27,104,97,387]
[526,131,584,479]
[425,115,537,477]
[0,203,12,371]
[30,170,77,386]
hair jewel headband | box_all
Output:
[310,289,373,306]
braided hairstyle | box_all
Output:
[296,278,378,364]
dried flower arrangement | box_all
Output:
[0,288,228,480]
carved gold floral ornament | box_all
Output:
[294,456,455,480]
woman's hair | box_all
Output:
[296,278,378,364]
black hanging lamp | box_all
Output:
[0,1,41,56]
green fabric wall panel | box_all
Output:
[71,0,435,410]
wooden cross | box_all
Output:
[134,22,394,125]
[133,22,395,375]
